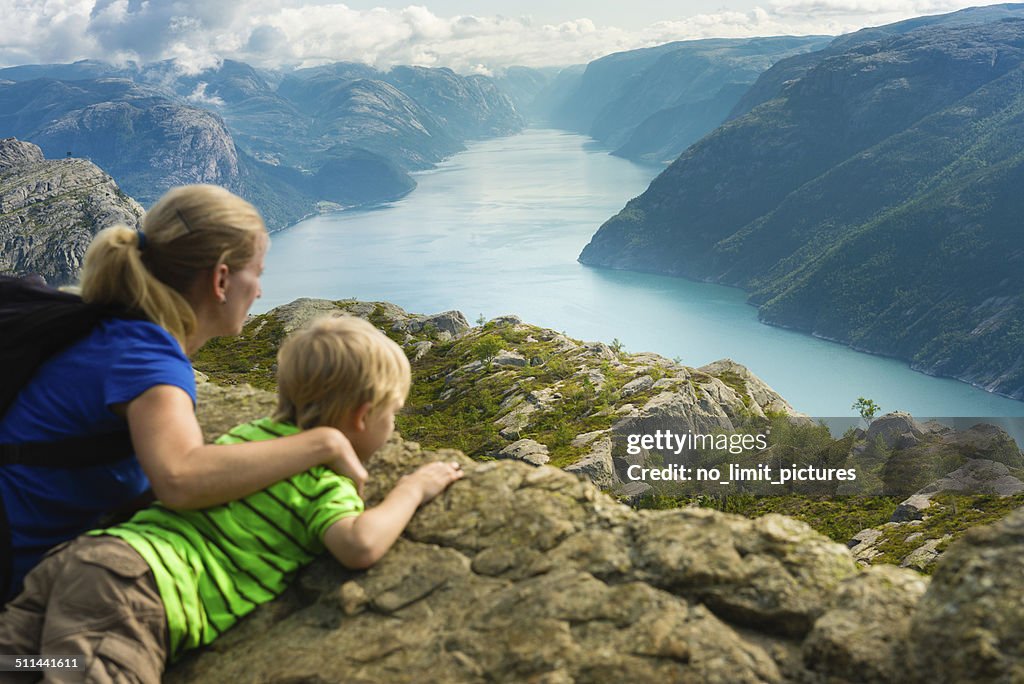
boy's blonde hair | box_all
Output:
[80,184,267,346]
[274,315,412,430]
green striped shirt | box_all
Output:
[91,418,363,658]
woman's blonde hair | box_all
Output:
[275,315,412,430]
[79,184,267,346]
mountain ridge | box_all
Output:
[580,11,1024,401]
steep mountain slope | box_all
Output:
[383,66,524,139]
[548,36,829,163]
[490,65,556,120]
[0,59,526,226]
[0,138,142,284]
[580,11,1024,400]
[0,77,318,228]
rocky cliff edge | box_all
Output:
[177,376,1024,682]
[0,137,142,285]
[181,300,1024,683]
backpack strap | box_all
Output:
[0,489,10,604]
[0,430,135,468]
[0,275,143,420]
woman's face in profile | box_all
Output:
[221,233,268,335]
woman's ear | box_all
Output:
[212,262,230,304]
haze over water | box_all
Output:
[257,128,1024,418]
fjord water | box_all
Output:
[257,128,1024,417]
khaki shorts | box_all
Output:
[0,536,167,684]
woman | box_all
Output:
[0,185,365,602]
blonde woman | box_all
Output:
[0,185,365,603]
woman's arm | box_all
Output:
[125,384,367,509]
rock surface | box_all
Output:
[497,438,550,466]
[170,380,909,683]
[173,376,1024,682]
[183,309,1024,682]
[0,138,142,284]
[906,507,1024,682]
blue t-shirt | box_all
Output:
[0,318,196,600]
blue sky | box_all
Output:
[0,1,1013,72]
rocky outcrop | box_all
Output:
[194,299,801,491]
[918,458,1024,496]
[194,303,1024,580]
[905,507,1024,682]
[844,413,1024,571]
[165,395,900,682]
[32,97,241,204]
[0,137,142,284]
[182,301,1024,680]
[173,374,1024,681]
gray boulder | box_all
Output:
[918,458,1024,496]
[412,310,470,336]
[491,350,528,368]
[565,435,615,490]
[498,439,550,466]
[866,412,928,450]
[803,565,927,683]
[906,508,1024,682]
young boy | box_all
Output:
[0,315,463,682]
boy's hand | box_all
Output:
[316,427,368,497]
[323,461,464,570]
[399,461,464,504]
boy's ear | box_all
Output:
[350,402,373,432]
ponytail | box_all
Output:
[79,185,266,348]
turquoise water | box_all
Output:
[256,128,1024,418]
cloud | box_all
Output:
[0,0,1012,73]
[185,82,226,107]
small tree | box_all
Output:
[610,338,625,355]
[475,313,487,326]
[471,334,503,369]
[852,397,880,426]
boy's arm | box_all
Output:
[323,461,463,569]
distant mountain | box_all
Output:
[383,66,523,139]
[548,36,830,163]
[490,66,557,120]
[528,64,585,125]
[0,79,240,199]
[145,60,523,175]
[0,137,142,284]
[0,59,131,82]
[580,7,1024,400]
[0,77,311,228]
[0,59,526,227]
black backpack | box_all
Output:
[0,274,140,467]
[1,274,147,602]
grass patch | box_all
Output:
[637,493,901,544]
[192,314,286,390]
